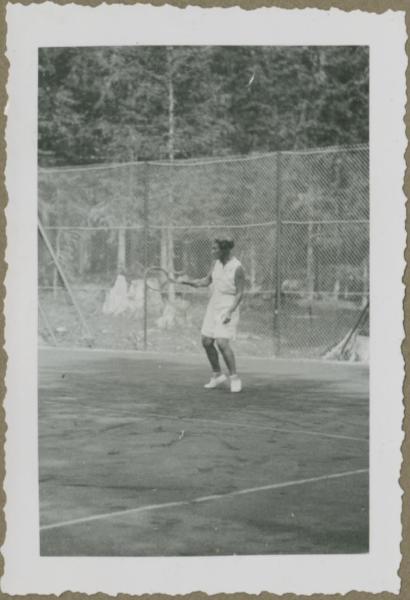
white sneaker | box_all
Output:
[230,377,242,393]
[204,374,227,389]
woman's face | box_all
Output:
[211,241,222,260]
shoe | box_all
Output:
[204,374,227,389]
[230,377,242,393]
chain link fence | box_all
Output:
[38,145,369,358]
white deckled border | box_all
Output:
[4,4,406,595]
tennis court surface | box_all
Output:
[39,347,369,556]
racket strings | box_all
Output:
[144,266,189,294]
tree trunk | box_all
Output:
[333,276,340,299]
[167,226,176,303]
[128,230,138,277]
[160,227,175,302]
[161,228,168,271]
[167,47,175,163]
[79,231,90,277]
[117,228,126,274]
[166,46,176,304]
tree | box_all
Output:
[38,45,369,166]
[38,45,369,292]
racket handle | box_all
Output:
[178,280,196,287]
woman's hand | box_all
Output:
[222,310,233,324]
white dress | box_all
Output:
[201,257,242,340]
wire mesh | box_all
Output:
[38,146,369,358]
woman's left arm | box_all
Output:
[223,266,246,323]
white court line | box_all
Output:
[142,413,369,443]
[40,468,368,532]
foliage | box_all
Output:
[38,46,368,166]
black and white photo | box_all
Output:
[3,4,406,596]
[37,43,370,557]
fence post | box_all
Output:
[143,162,149,350]
[273,151,282,356]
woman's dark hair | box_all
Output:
[214,237,234,252]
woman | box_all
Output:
[187,237,245,393]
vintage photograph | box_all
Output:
[37,45,370,557]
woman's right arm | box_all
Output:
[190,271,212,288]
[180,269,212,288]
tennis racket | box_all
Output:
[144,266,197,292]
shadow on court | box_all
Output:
[38,347,369,556]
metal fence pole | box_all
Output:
[143,162,149,350]
[273,151,282,356]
